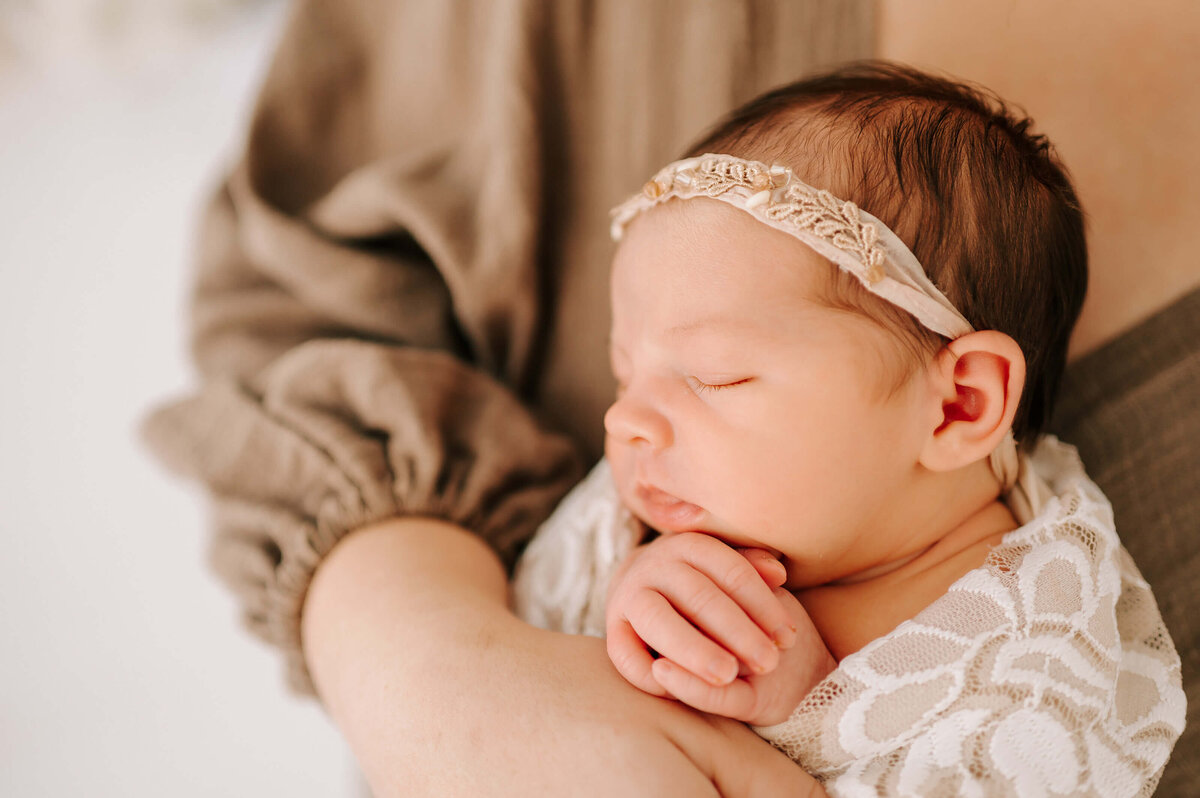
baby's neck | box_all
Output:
[795,478,1019,661]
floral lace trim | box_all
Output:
[644,157,888,284]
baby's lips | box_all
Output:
[633,482,706,532]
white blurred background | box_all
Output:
[0,1,356,794]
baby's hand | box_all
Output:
[605,532,836,726]
[605,532,799,701]
[650,585,836,726]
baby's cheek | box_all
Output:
[715,464,796,536]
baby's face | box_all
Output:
[605,199,932,587]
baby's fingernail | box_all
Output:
[749,648,777,674]
[707,659,738,685]
[764,558,786,580]
[773,624,798,649]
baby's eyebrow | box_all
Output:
[664,317,768,340]
[609,317,782,356]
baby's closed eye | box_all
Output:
[686,376,754,395]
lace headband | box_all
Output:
[611,154,973,338]
[610,153,1025,498]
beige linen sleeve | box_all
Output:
[142,0,583,694]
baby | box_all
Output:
[514,63,1184,795]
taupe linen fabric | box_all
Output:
[1051,286,1200,797]
[143,0,873,694]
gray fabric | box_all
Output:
[1052,286,1200,795]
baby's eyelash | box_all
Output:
[689,377,752,394]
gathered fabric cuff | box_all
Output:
[143,340,582,694]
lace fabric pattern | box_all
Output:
[679,157,889,283]
[756,439,1184,796]
[511,438,1186,797]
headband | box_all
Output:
[610,153,1025,498]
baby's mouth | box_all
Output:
[634,482,705,532]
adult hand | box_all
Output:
[302,517,824,797]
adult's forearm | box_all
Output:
[302,516,703,796]
[301,516,827,797]
[302,517,516,792]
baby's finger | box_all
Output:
[651,658,759,723]
[737,547,787,589]
[680,537,797,650]
[605,619,667,696]
[625,589,739,687]
[654,564,781,676]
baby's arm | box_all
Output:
[605,532,837,726]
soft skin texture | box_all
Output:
[605,199,938,588]
[604,199,1021,575]
[603,198,1026,679]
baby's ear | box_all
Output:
[919,331,1025,473]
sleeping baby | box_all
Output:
[513,63,1185,797]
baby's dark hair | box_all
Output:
[684,62,1087,445]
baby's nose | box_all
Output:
[604,391,673,449]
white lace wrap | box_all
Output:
[512,438,1185,797]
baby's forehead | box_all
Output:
[615,251,862,345]
[616,197,825,265]
[608,195,920,371]
[611,198,835,299]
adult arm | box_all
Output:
[302,516,826,797]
